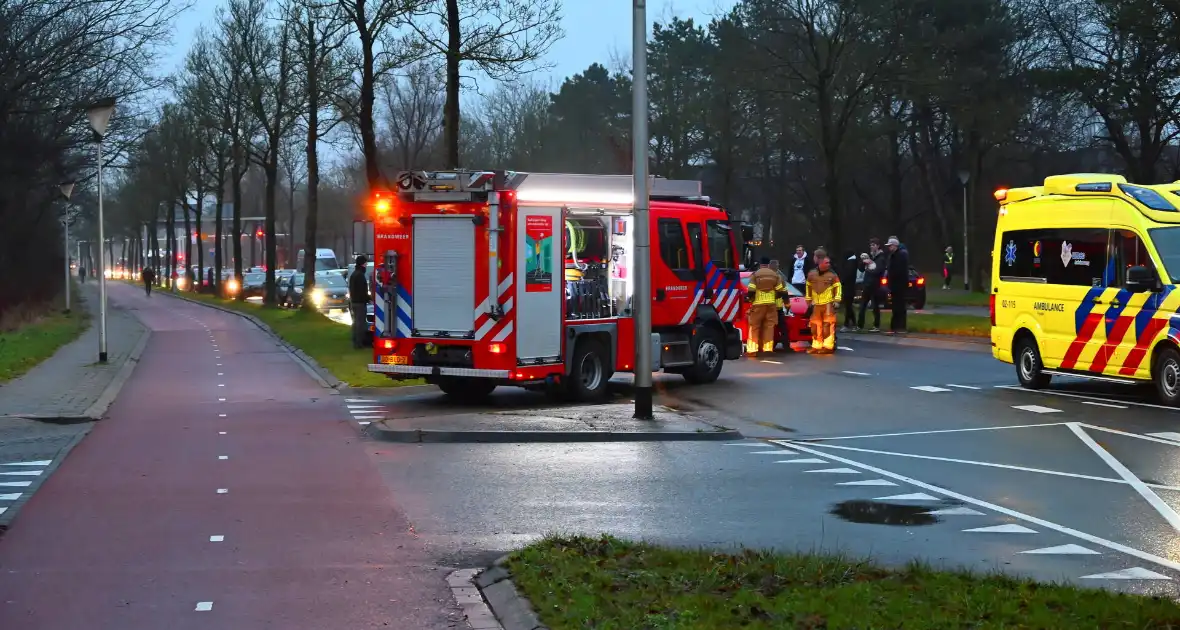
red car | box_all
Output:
[738,271,812,352]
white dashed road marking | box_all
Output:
[945,384,980,390]
[874,493,939,501]
[2,460,51,466]
[925,507,985,516]
[0,493,22,500]
[218,456,228,460]
[1020,544,1099,555]
[217,489,228,494]
[1012,404,1061,414]
[0,471,42,477]
[0,481,32,487]
[1083,401,1127,409]
[911,385,951,392]
[804,468,860,474]
[195,602,213,611]
[842,371,870,376]
[761,360,782,364]
[1081,567,1171,580]
[750,450,797,455]
[964,524,1038,534]
[835,479,897,486]
[209,535,224,542]
[774,458,828,464]
[358,421,371,426]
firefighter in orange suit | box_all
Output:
[746,258,785,357]
[806,249,842,354]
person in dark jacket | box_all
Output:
[857,238,886,332]
[142,266,156,297]
[942,246,954,290]
[885,237,909,334]
[349,255,370,349]
[838,250,859,331]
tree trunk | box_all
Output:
[215,176,225,292]
[182,202,192,287]
[288,181,296,268]
[443,0,462,168]
[195,189,205,291]
[303,16,321,300]
[264,155,279,304]
[358,22,380,189]
[231,140,244,294]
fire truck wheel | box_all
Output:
[436,377,497,402]
[567,339,612,402]
[683,327,724,384]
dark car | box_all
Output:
[240,272,266,298]
[873,266,927,310]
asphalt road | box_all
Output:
[0,284,462,630]
[357,335,1180,597]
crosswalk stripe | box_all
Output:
[1,460,50,467]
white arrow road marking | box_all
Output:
[805,468,860,474]
[911,385,951,392]
[1020,544,1099,555]
[925,507,985,516]
[774,458,829,464]
[0,471,41,477]
[963,524,1038,534]
[836,479,897,486]
[2,460,50,467]
[874,493,939,501]
[1013,404,1061,414]
[1080,568,1170,580]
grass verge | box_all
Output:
[0,298,89,383]
[181,292,421,388]
[507,535,1180,629]
[924,290,990,307]
[903,312,990,337]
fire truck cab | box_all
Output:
[367,170,747,401]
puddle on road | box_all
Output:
[829,500,941,526]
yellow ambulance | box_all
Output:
[991,173,1180,404]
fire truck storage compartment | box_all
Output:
[564,216,614,319]
[517,205,563,361]
[411,215,476,336]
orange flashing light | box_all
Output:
[381,338,395,351]
[994,188,1009,202]
[373,190,393,215]
[489,342,505,354]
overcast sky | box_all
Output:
[161,0,738,86]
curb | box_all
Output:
[160,291,342,390]
[450,557,549,630]
[366,426,744,444]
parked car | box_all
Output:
[853,266,927,310]
[281,271,348,311]
[240,272,266,298]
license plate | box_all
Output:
[380,355,408,365]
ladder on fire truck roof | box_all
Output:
[392,170,707,206]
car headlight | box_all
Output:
[177,277,187,289]
[311,289,325,305]
[227,280,239,293]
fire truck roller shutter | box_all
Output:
[412,216,477,336]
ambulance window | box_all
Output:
[706,220,736,269]
[1041,228,1108,287]
[1148,227,1180,282]
[997,229,1041,279]
[657,219,690,271]
[1110,231,1156,287]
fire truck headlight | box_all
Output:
[311,289,325,306]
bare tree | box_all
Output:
[380,62,444,169]
[335,0,425,188]
[406,0,564,168]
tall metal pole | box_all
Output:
[632,0,653,420]
[96,140,108,363]
[961,181,969,292]
[63,218,71,313]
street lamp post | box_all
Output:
[59,182,76,313]
[631,0,653,420]
[87,97,116,363]
[958,169,970,292]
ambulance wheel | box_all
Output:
[1015,336,1051,390]
[567,339,612,402]
[436,377,497,402]
[683,328,724,384]
[1153,347,1180,406]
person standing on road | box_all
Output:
[839,250,859,332]
[885,237,909,334]
[768,259,789,347]
[943,246,955,290]
[789,245,812,294]
[78,266,86,283]
[349,255,370,349]
[858,238,885,332]
[142,266,156,297]
[746,256,784,357]
[806,249,841,354]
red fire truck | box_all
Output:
[367,170,748,401]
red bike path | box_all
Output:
[0,283,459,629]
